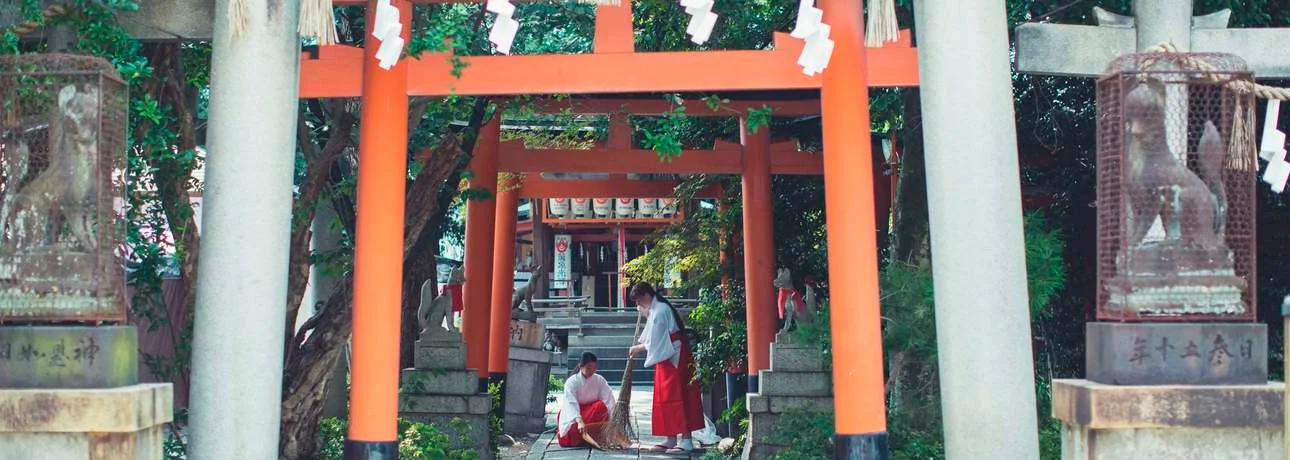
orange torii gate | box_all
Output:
[297,0,919,457]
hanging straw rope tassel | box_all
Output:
[864,0,899,47]
[300,0,339,45]
[228,0,250,38]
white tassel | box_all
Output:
[864,0,898,47]
[228,0,250,38]
[299,0,339,45]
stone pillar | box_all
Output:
[188,0,302,457]
[818,0,888,455]
[463,117,501,392]
[739,117,775,394]
[488,181,521,400]
[504,322,557,434]
[1132,0,1191,52]
[309,202,350,420]
[913,0,1039,458]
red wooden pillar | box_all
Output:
[820,0,889,456]
[740,117,775,393]
[488,179,521,391]
[463,117,501,392]
[617,225,627,308]
[347,0,411,456]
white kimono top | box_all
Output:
[557,372,615,437]
[638,299,681,368]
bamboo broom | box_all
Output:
[592,311,644,449]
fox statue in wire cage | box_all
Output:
[3,84,101,257]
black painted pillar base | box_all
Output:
[489,372,508,418]
[747,374,759,394]
[835,432,889,460]
[724,373,748,436]
[343,440,397,460]
[478,376,489,394]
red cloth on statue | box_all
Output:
[651,331,705,436]
[777,288,803,319]
[442,283,464,313]
[556,400,610,447]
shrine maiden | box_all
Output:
[556,352,616,448]
[626,282,703,453]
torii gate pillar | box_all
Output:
[346,0,411,457]
[819,0,889,456]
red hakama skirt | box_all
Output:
[651,331,704,436]
[556,400,610,447]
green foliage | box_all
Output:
[791,300,831,367]
[686,285,748,386]
[884,210,1067,458]
[764,409,834,460]
[318,417,479,460]
[487,381,504,452]
[547,373,564,403]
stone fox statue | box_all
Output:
[774,268,804,334]
[1123,80,1223,249]
[418,267,465,337]
[8,84,100,252]
[512,264,546,312]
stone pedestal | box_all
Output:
[742,334,832,459]
[0,383,173,460]
[400,338,491,457]
[503,345,557,434]
[1053,379,1284,459]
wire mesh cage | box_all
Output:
[1096,52,1257,322]
[0,54,127,323]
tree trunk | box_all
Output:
[279,119,473,460]
[892,88,931,267]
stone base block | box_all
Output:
[400,394,490,415]
[769,343,825,373]
[742,395,833,460]
[0,326,138,388]
[1053,379,1283,460]
[1086,322,1267,385]
[397,411,492,460]
[756,371,831,397]
[503,346,555,434]
[413,341,468,369]
[0,383,173,460]
[400,369,480,396]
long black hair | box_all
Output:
[577,352,598,369]
[629,282,688,333]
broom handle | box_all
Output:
[617,311,644,402]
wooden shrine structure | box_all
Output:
[297,0,919,456]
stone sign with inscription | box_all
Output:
[0,326,137,388]
[1086,322,1266,385]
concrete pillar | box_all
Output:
[463,117,501,391]
[308,203,350,420]
[188,0,301,457]
[913,0,1039,458]
[1133,0,1192,52]
[739,118,775,393]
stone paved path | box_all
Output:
[500,386,708,460]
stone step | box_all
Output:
[400,369,480,396]
[568,335,637,348]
